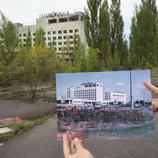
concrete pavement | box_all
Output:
[0,115,158,158]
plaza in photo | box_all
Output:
[56,70,155,140]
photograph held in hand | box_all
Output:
[56,70,156,140]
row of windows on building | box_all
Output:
[22,41,74,51]
[47,35,76,40]
[104,94,125,100]
[84,84,100,87]
[74,92,96,95]
[74,93,96,95]
[52,41,74,45]
[21,35,78,43]
[74,90,96,94]
[55,47,74,51]
[74,93,96,96]
[48,15,82,24]
[23,39,74,46]
[19,29,79,37]
[74,89,97,100]
[74,95,97,100]
[74,95,96,99]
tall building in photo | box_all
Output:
[66,82,127,105]
[15,11,87,58]
[67,82,104,103]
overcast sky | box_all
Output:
[0,0,157,39]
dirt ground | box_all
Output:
[0,83,56,119]
[0,100,55,119]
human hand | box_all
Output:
[63,133,94,158]
[144,81,158,112]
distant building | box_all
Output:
[67,82,103,103]
[65,82,127,105]
[14,11,87,58]
[104,92,127,104]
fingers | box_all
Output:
[70,140,76,154]
[63,133,71,157]
[63,132,84,157]
[74,138,83,151]
[152,99,158,112]
[144,81,158,96]
[144,81,158,113]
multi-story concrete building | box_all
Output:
[104,92,127,104]
[66,82,127,105]
[14,11,87,57]
[67,82,104,104]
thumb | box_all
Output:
[74,138,83,151]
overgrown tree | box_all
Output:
[86,48,104,71]
[110,0,124,65]
[99,0,111,63]
[106,47,120,70]
[35,27,45,46]
[84,0,102,49]
[85,0,126,69]
[122,39,128,67]
[72,35,87,72]
[0,12,18,85]
[14,46,56,100]
[25,28,32,49]
[0,12,18,65]
[129,0,158,68]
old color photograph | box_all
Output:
[56,70,155,140]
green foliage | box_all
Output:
[84,10,91,47]
[86,48,104,71]
[1,1,158,90]
[99,0,110,62]
[129,0,158,68]
[0,11,18,85]
[122,40,128,67]
[0,13,18,65]
[35,27,45,46]
[0,12,18,65]
[54,35,88,73]
[25,28,32,49]
[106,48,120,70]
[10,116,49,135]
[14,46,56,99]
[11,121,34,134]
[72,35,87,72]
[84,0,102,48]
[0,64,11,86]
[110,0,124,65]
[85,0,126,70]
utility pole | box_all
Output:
[130,70,134,110]
[142,92,145,107]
